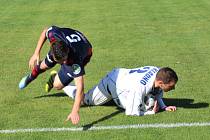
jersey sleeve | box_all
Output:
[45,26,66,44]
[45,26,52,38]
[155,91,167,110]
[69,63,85,78]
[45,26,56,39]
[125,89,145,116]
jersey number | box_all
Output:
[129,66,150,74]
[66,34,81,43]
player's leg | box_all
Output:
[63,83,112,106]
[84,77,112,106]
[62,71,112,105]
[45,64,74,92]
[45,70,57,92]
[19,51,56,89]
[63,84,77,99]
[45,72,66,92]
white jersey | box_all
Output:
[106,66,160,116]
[65,66,167,116]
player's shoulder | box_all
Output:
[46,25,62,36]
[141,66,159,69]
[46,25,60,32]
[46,25,75,33]
[125,66,158,74]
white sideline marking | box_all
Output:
[1,122,210,134]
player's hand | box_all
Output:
[29,53,40,70]
[65,111,80,125]
[165,106,176,112]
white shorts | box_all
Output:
[84,69,121,106]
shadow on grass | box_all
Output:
[34,92,123,130]
[82,108,124,131]
[34,92,68,98]
[163,98,209,109]
[34,93,209,110]
[34,94,209,109]
[34,92,117,105]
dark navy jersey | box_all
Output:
[45,25,92,78]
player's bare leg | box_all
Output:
[45,72,64,92]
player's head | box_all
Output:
[51,42,69,63]
[50,30,69,63]
[155,67,178,92]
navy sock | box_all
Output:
[27,65,46,83]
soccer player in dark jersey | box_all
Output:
[19,25,92,125]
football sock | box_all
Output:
[28,65,46,83]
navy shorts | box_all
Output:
[57,64,74,86]
[44,51,85,86]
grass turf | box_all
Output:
[0,0,210,139]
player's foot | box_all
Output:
[19,74,31,89]
[45,70,57,93]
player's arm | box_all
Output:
[29,27,48,70]
[66,75,84,125]
[152,100,159,113]
[125,89,145,116]
[156,92,176,112]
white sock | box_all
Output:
[63,85,77,99]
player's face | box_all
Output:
[160,81,176,92]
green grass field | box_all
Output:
[1,0,210,139]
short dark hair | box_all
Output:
[49,26,70,62]
[51,41,69,61]
[156,67,178,84]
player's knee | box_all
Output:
[53,74,64,90]
[53,82,63,90]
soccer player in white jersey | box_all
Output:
[63,66,178,116]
